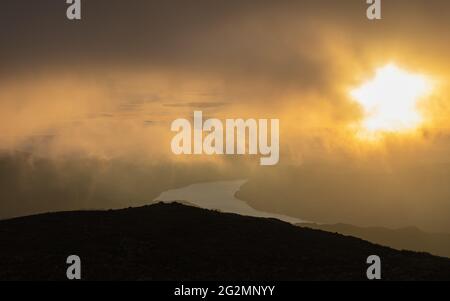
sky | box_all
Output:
[0,0,450,232]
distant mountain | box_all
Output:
[301,223,450,259]
[0,202,450,280]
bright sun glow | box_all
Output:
[350,64,432,135]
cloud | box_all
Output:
[163,102,228,109]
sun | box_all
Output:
[350,64,432,135]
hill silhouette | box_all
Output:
[0,202,449,280]
[301,223,450,259]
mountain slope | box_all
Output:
[301,223,450,259]
[0,202,449,280]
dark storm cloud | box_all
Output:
[1,0,449,91]
[0,0,372,86]
[7,1,450,98]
